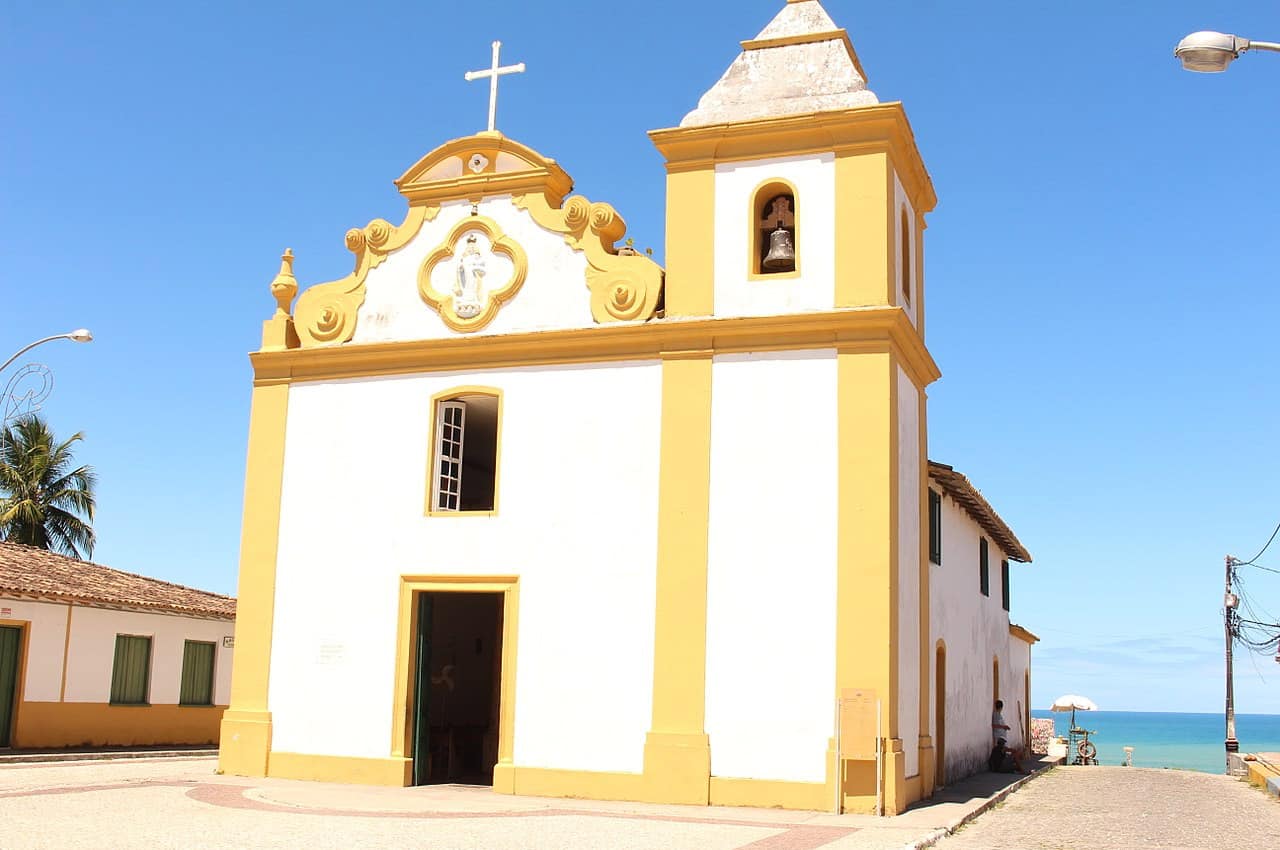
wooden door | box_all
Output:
[412,593,434,785]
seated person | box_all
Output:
[988,738,1030,774]
[989,699,1031,774]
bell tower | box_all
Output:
[648,0,940,815]
[650,0,935,329]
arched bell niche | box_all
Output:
[750,179,799,277]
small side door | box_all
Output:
[0,625,22,748]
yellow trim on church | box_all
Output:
[221,3,953,816]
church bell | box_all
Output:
[762,227,796,272]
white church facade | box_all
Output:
[219,1,1037,814]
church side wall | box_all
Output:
[1006,637,1032,750]
[896,366,921,779]
[712,154,836,318]
[705,350,837,784]
[928,491,1016,783]
[267,361,662,775]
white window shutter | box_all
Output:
[433,401,466,511]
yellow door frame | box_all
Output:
[390,576,520,792]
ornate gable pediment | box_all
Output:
[394,132,573,208]
[264,133,663,351]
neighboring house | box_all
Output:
[927,462,1038,785]
[217,0,1040,815]
[0,542,235,749]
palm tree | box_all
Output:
[0,415,96,559]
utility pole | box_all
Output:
[1224,556,1239,773]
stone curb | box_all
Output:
[903,763,1058,850]
[0,749,217,765]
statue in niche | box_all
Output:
[453,234,487,319]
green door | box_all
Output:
[0,626,21,748]
[411,593,434,786]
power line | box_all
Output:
[1234,518,1280,567]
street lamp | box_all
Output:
[1175,30,1280,73]
[0,329,93,375]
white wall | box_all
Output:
[896,367,920,778]
[268,361,663,774]
[705,350,837,783]
[0,597,232,705]
[1007,636,1032,749]
[65,606,233,705]
[354,196,594,343]
[1,598,70,701]
[928,487,1020,783]
[713,154,836,318]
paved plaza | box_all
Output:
[0,757,1041,850]
[8,758,1270,850]
[934,765,1280,850]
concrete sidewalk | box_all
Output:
[0,745,217,764]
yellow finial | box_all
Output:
[270,248,298,315]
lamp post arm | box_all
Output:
[1244,41,1280,54]
[0,335,75,375]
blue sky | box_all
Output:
[2,1,1278,715]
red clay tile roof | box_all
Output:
[928,460,1032,563]
[0,542,235,619]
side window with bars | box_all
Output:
[979,537,990,597]
[1001,560,1011,612]
[928,489,942,565]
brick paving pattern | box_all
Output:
[24,757,1262,850]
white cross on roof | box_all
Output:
[464,41,526,133]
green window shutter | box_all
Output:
[928,489,942,565]
[1001,560,1011,612]
[109,635,151,705]
[979,538,990,597]
[180,641,216,706]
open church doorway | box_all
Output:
[411,591,505,786]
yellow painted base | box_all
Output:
[509,766,645,801]
[1246,758,1279,790]
[641,732,710,804]
[492,761,515,794]
[837,745,912,815]
[709,777,828,811]
[918,739,936,800]
[267,751,412,786]
[13,702,224,749]
[218,709,273,777]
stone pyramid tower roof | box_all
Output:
[680,0,878,128]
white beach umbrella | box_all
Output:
[1050,694,1098,729]
[1050,695,1099,712]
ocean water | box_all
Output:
[1030,710,1280,774]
